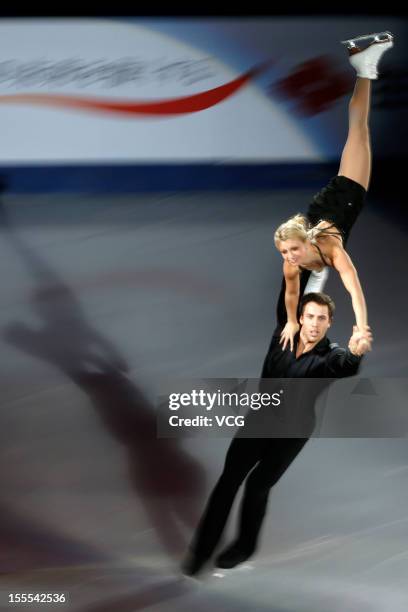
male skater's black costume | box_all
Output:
[183,295,362,574]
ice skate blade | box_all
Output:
[341,31,394,51]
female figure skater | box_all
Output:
[275,31,393,352]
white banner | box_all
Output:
[0,18,404,163]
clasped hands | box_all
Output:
[348,325,372,356]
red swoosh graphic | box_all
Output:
[0,61,272,117]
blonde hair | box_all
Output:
[275,214,338,249]
[274,213,311,246]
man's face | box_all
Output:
[299,301,331,344]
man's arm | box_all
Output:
[326,324,372,376]
[325,346,362,378]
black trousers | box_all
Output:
[189,436,308,559]
[188,246,317,560]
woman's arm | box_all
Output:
[284,260,300,323]
[280,261,300,351]
[332,245,368,331]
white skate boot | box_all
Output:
[341,31,394,79]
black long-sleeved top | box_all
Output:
[250,328,363,437]
[261,327,362,379]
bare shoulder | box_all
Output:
[315,220,340,232]
[315,220,343,242]
[283,260,299,279]
[332,244,354,267]
[314,222,344,257]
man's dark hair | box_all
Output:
[299,292,335,320]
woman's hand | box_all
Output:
[279,321,299,352]
[348,325,373,356]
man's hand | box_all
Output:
[348,325,373,356]
[279,321,300,352]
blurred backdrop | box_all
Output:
[0,15,407,612]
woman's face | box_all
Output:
[277,238,307,266]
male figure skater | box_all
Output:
[181,292,371,576]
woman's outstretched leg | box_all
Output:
[338,32,394,190]
[338,77,372,191]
